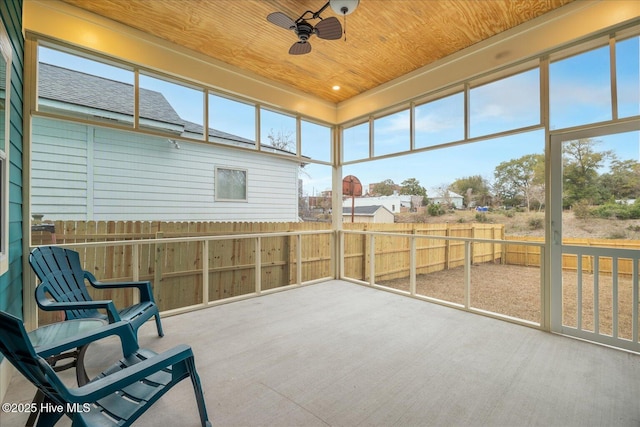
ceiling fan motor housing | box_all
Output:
[295,21,314,41]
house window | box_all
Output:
[215,167,247,201]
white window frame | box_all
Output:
[0,21,11,275]
[214,166,248,202]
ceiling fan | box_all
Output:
[267,0,359,55]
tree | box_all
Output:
[598,159,640,201]
[562,138,612,207]
[267,128,294,151]
[493,154,544,210]
[450,175,491,207]
[371,179,398,196]
[399,178,427,197]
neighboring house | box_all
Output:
[32,64,302,222]
[342,205,395,224]
[343,195,411,214]
[428,188,464,209]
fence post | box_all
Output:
[255,236,262,294]
[363,224,369,282]
[296,234,302,285]
[154,232,164,305]
[202,240,209,305]
[132,244,140,305]
[464,240,471,309]
[369,233,375,287]
[470,224,475,264]
[445,223,450,270]
[410,234,416,296]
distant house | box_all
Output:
[32,64,302,222]
[428,188,464,209]
[342,205,395,223]
[343,195,411,214]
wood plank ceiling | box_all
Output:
[61,0,574,104]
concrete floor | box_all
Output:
[3,280,640,426]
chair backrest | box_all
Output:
[30,246,99,320]
[0,311,68,406]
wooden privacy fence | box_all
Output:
[32,221,335,325]
[32,221,505,300]
[504,236,640,277]
[342,222,505,281]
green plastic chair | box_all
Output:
[29,246,164,337]
[0,311,211,427]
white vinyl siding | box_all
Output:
[31,118,300,221]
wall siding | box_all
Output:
[32,118,300,221]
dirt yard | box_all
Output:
[396,210,640,240]
[378,263,636,339]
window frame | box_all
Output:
[0,20,11,275]
[214,166,248,202]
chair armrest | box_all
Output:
[35,321,139,360]
[35,283,121,323]
[65,344,193,402]
[84,271,154,302]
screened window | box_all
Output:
[415,92,464,148]
[469,68,540,138]
[343,122,369,162]
[215,167,247,201]
[260,108,297,155]
[550,45,612,129]
[208,93,256,145]
[616,36,640,118]
[37,46,135,125]
[139,73,204,138]
[301,120,331,162]
[374,109,410,157]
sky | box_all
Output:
[38,36,639,198]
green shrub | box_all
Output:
[608,230,627,239]
[475,213,489,223]
[528,217,543,230]
[572,200,591,219]
[427,203,445,216]
[591,203,636,220]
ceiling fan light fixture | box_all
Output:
[329,0,359,16]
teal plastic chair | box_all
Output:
[0,311,211,427]
[29,246,164,337]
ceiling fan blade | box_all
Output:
[315,17,342,40]
[267,12,296,30]
[289,41,311,55]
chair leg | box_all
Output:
[155,313,164,337]
[33,398,64,427]
[26,390,45,427]
[187,358,210,427]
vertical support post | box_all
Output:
[369,234,375,286]
[633,257,638,344]
[593,256,600,335]
[612,256,619,338]
[255,236,262,294]
[132,243,140,305]
[410,235,416,296]
[577,253,583,332]
[296,233,302,285]
[154,232,164,305]
[203,240,209,305]
[338,230,344,280]
[539,246,546,329]
[464,240,471,309]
